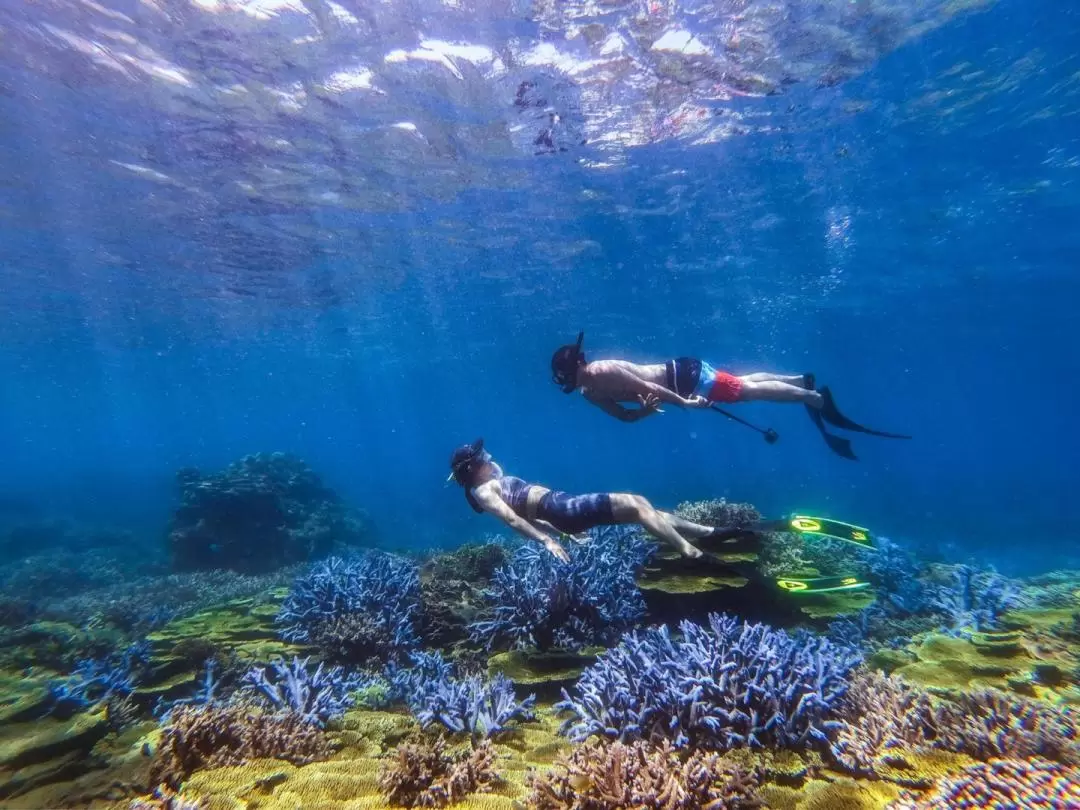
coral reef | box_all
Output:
[167,452,369,573]
[557,613,861,751]
[149,703,334,789]
[277,553,421,665]
[378,737,498,808]
[241,656,362,727]
[892,757,1080,809]
[527,738,762,809]
[468,525,654,652]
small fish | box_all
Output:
[568,773,594,791]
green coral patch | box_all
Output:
[638,573,749,593]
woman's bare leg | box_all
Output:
[610,494,702,558]
[658,512,716,539]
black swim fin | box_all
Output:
[819,387,911,440]
[703,521,786,543]
[806,403,857,460]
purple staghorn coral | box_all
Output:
[276,552,420,663]
[833,670,1080,775]
[241,656,362,727]
[468,525,654,652]
[894,758,1080,809]
[390,651,535,741]
[556,613,861,752]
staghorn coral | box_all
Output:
[933,688,1080,764]
[930,565,1021,634]
[557,613,861,751]
[277,552,421,664]
[389,651,535,740]
[833,670,1080,775]
[673,499,761,529]
[241,655,362,727]
[527,738,761,809]
[831,670,941,774]
[892,757,1080,809]
[149,703,333,789]
[468,525,654,652]
[378,737,497,808]
[45,639,150,717]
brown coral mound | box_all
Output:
[832,670,941,774]
[526,738,761,810]
[894,757,1080,809]
[378,737,498,808]
[834,670,1080,775]
[149,704,333,789]
[934,688,1080,764]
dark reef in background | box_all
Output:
[166,452,371,573]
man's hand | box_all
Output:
[637,393,664,415]
[683,394,710,408]
[543,537,570,562]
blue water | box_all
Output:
[0,0,1077,575]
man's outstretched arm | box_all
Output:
[471,486,570,562]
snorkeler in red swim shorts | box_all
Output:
[549,333,911,459]
[549,332,822,423]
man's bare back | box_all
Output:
[578,360,669,402]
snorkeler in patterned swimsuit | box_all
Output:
[549,332,910,459]
[448,439,719,562]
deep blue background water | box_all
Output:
[0,1,1077,575]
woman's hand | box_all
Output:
[543,537,570,562]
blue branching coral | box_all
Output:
[46,640,149,717]
[389,651,535,740]
[242,656,362,727]
[932,565,1021,633]
[468,525,654,652]
[276,553,421,663]
[556,613,861,752]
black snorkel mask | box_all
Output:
[447,438,489,486]
[551,331,585,394]
[448,439,492,514]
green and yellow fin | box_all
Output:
[774,574,870,594]
[786,515,875,550]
